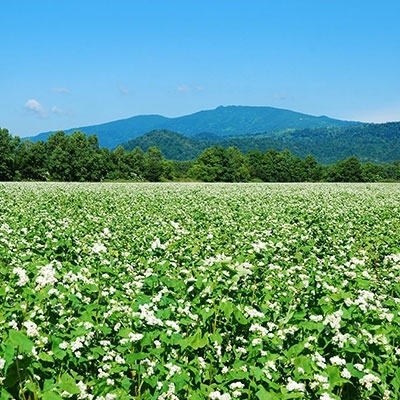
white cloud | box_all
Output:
[51,106,64,114]
[52,87,70,94]
[24,99,46,117]
[177,84,190,93]
[177,84,205,93]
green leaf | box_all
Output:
[0,389,14,400]
[189,391,204,400]
[220,301,234,319]
[391,367,400,392]
[285,342,304,359]
[233,308,248,325]
[39,351,54,362]
[8,329,34,353]
[3,343,15,365]
[293,355,313,374]
[59,373,80,395]
[345,363,364,379]
[256,387,277,400]
[190,331,208,350]
[326,365,343,388]
[126,352,148,363]
[42,392,63,400]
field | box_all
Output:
[1,182,400,400]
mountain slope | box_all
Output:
[120,122,400,164]
[29,105,357,148]
[123,130,210,160]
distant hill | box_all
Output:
[27,105,400,164]
[28,105,357,149]
[123,130,210,160]
[121,122,400,164]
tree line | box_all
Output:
[1,128,399,182]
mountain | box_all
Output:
[29,105,357,148]
[122,122,400,164]
[123,129,210,160]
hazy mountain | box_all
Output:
[29,105,357,148]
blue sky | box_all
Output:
[2,1,400,137]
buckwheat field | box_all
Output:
[1,182,400,400]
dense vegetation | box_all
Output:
[122,123,400,164]
[1,128,400,182]
[1,182,400,399]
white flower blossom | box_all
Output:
[13,267,29,286]
[359,373,381,390]
[35,263,57,290]
[286,377,305,392]
[23,320,39,337]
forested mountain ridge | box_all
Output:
[122,122,400,164]
[123,130,211,160]
[28,105,357,148]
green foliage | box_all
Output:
[1,182,400,398]
[1,127,400,182]
[123,129,210,161]
[0,128,19,180]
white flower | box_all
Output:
[151,237,165,251]
[165,362,181,379]
[359,373,381,390]
[23,321,39,337]
[249,323,268,337]
[13,267,29,286]
[312,352,327,369]
[286,377,305,392]
[0,358,6,369]
[197,356,206,370]
[91,241,107,254]
[128,332,144,342]
[229,382,244,390]
[115,355,125,364]
[320,393,336,400]
[71,336,85,352]
[323,310,343,330]
[35,263,57,290]
[221,366,229,374]
[329,356,346,366]
[354,363,364,371]
[341,368,351,379]
[309,314,324,322]
[244,306,264,318]
[209,392,231,400]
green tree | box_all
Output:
[188,146,226,182]
[124,147,145,180]
[246,149,264,181]
[327,156,364,182]
[0,128,19,180]
[143,147,165,181]
[361,162,384,182]
[303,154,323,181]
[224,146,250,182]
[15,140,48,180]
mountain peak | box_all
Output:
[29,105,357,148]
